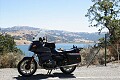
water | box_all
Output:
[17,43,93,56]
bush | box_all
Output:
[0,52,24,68]
[0,34,24,68]
[80,47,114,66]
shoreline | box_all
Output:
[15,40,95,46]
[15,40,32,45]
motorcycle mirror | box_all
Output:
[43,37,45,40]
[33,37,35,39]
[76,46,77,48]
[73,45,75,48]
[39,37,43,42]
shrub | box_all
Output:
[0,52,24,68]
[80,47,114,66]
[0,34,24,68]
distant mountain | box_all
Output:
[76,32,105,41]
[1,26,39,32]
[0,26,105,43]
[45,30,105,42]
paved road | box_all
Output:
[0,63,120,80]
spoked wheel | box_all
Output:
[17,58,37,77]
[60,65,76,74]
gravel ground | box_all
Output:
[0,62,120,80]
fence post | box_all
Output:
[105,34,107,66]
[117,44,119,64]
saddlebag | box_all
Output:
[67,53,81,65]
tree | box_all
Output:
[0,34,24,68]
[0,34,23,54]
[109,19,120,42]
[85,0,120,43]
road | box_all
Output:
[0,63,120,80]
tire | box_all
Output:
[17,58,37,77]
[60,65,76,74]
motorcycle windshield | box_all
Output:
[33,30,47,41]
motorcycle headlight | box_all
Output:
[32,45,37,48]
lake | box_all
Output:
[17,43,93,56]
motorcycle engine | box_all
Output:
[42,60,56,69]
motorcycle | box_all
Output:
[17,33,81,77]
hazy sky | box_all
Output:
[0,0,108,32]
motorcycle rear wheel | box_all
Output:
[17,58,37,77]
[60,65,76,74]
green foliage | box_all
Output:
[0,34,19,53]
[0,34,24,68]
[98,37,105,47]
[12,36,21,40]
[86,0,120,42]
[109,20,120,41]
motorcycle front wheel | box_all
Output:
[60,65,76,74]
[17,58,37,77]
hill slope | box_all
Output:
[1,26,105,44]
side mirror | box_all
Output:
[39,37,43,42]
[33,37,35,39]
[43,37,45,41]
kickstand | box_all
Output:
[47,69,52,75]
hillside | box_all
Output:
[1,26,105,45]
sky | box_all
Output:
[0,0,108,32]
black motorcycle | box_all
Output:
[17,36,81,77]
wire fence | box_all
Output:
[86,33,120,67]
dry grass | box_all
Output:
[15,40,31,45]
[0,52,24,68]
[80,47,115,66]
